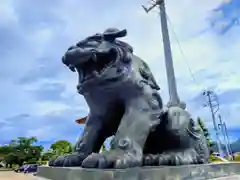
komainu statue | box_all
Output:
[49,28,209,169]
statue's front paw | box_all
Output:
[49,155,66,167]
[63,153,88,167]
[49,153,88,167]
[143,154,174,166]
[81,150,142,169]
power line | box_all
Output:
[165,14,198,85]
[147,5,202,90]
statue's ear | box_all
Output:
[114,29,127,38]
[103,29,127,41]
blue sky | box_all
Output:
[0,0,240,149]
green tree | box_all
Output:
[0,146,11,156]
[7,136,42,166]
[100,143,107,152]
[41,150,55,161]
[197,117,214,150]
[25,145,44,162]
[4,153,18,168]
[50,140,73,156]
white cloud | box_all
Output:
[0,0,18,27]
[32,101,71,116]
[26,126,53,141]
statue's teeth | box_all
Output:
[79,70,84,81]
[92,71,98,76]
[68,64,76,72]
[92,53,97,62]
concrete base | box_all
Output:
[36,163,240,180]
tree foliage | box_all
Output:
[0,136,44,167]
[0,137,76,168]
[4,153,19,168]
[0,146,11,155]
[41,150,55,161]
[100,143,107,152]
[12,137,42,164]
[197,117,214,150]
[50,140,73,156]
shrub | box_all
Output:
[233,155,240,162]
[209,155,225,162]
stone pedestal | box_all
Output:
[36,162,240,180]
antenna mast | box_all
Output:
[142,0,185,108]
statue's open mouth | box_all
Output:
[78,50,117,83]
[64,47,118,84]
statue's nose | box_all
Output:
[63,47,92,66]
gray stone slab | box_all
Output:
[211,175,240,180]
[36,163,240,180]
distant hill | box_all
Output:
[211,138,240,153]
[231,139,240,153]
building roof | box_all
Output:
[75,116,87,124]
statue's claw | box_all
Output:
[81,150,141,169]
[143,154,175,166]
[49,155,66,167]
[49,153,87,167]
[63,153,87,167]
[143,154,159,166]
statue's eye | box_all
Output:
[85,41,99,47]
[77,36,101,47]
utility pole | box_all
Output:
[218,115,230,159]
[224,122,234,159]
[223,120,234,160]
[203,90,223,157]
[142,0,186,109]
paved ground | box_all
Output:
[38,174,240,180]
[0,171,37,180]
[1,169,240,180]
[212,175,240,180]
